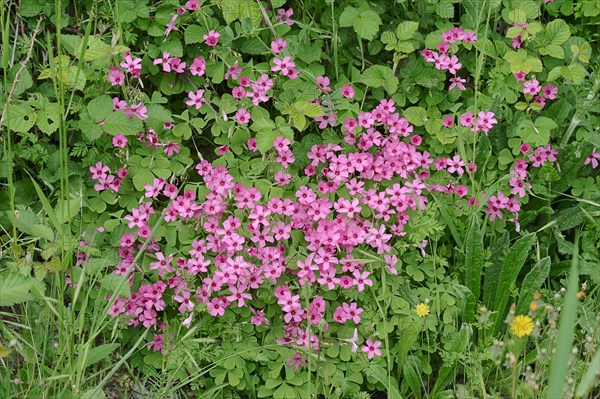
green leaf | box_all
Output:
[0,272,42,306]
[4,104,36,133]
[360,65,398,95]
[436,0,454,18]
[88,96,114,123]
[503,49,543,73]
[132,168,155,191]
[548,236,580,395]
[99,274,130,297]
[353,10,382,40]
[185,25,204,45]
[339,7,359,28]
[103,112,143,136]
[545,19,570,46]
[36,103,61,134]
[396,21,419,41]
[516,257,550,315]
[339,7,381,40]
[403,107,427,126]
[491,234,536,335]
[83,343,120,367]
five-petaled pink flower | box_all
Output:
[361,338,382,359]
[203,30,220,47]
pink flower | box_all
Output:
[449,76,466,91]
[341,85,355,98]
[203,30,220,47]
[271,38,288,53]
[584,148,600,169]
[542,83,558,100]
[217,145,229,155]
[277,8,294,26]
[225,61,242,80]
[120,52,142,76]
[460,112,475,127]
[108,67,125,86]
[189,57,206,76]
[520,143,531,154]
[186,89,206,109]
[247,138,258,152]
[361,338,382,359]
[523,78,541,95]
[185,0,199,11]
[454,185,468,197]
[514,71,527,81]
[443,116,454,127]
[235,108,251,124]
[112,134,127,148]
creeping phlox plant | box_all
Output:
[85,4,571,368]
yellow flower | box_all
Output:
[510,315,534,337]
[415,303,430,317]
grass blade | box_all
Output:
[548,233,580,396]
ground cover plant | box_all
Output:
[1,0,599,398]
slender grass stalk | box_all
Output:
[547,231,580,396]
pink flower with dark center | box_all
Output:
[542,83,558,100]
[112,134,127,148]
[341,85,355,98]
[361,338,382,359]
[186,89,206,109]
[271,38,288,53]
[189,57,206,76]
[203,30,220,47]
[235,108,251,124]
[514,71,527,81]
[108,67,125,86]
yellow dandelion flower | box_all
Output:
[510,315,534,337]
[415,303,430,317]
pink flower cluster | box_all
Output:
[421,27,476,92]
[521,75,558,109]
[89,162,123,192]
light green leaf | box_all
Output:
[36,103,61,134]
[339,7,359,28]
[0,272,43,306]
[103,111,143,136]
[5,104,36,133]
[353,10,382,40]
[88,95,114,123]
[99,274,130,297]
[436,0,454,18]
[396,21,419,41]
[545,19,570,46]
[403,107,427,126]
[184,25,204,45]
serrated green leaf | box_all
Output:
[0,272,42,306]
[185,25,204,45]
[545,19,570,46]
[5,104,36,133]
[396,21,419,41]
[103,111,143,136]
[88,95,114,123]
[36,103,61,134]
[403,107,427,126]
[436,0,454,18]
[353,10,382,40]
[339,7,359,27]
